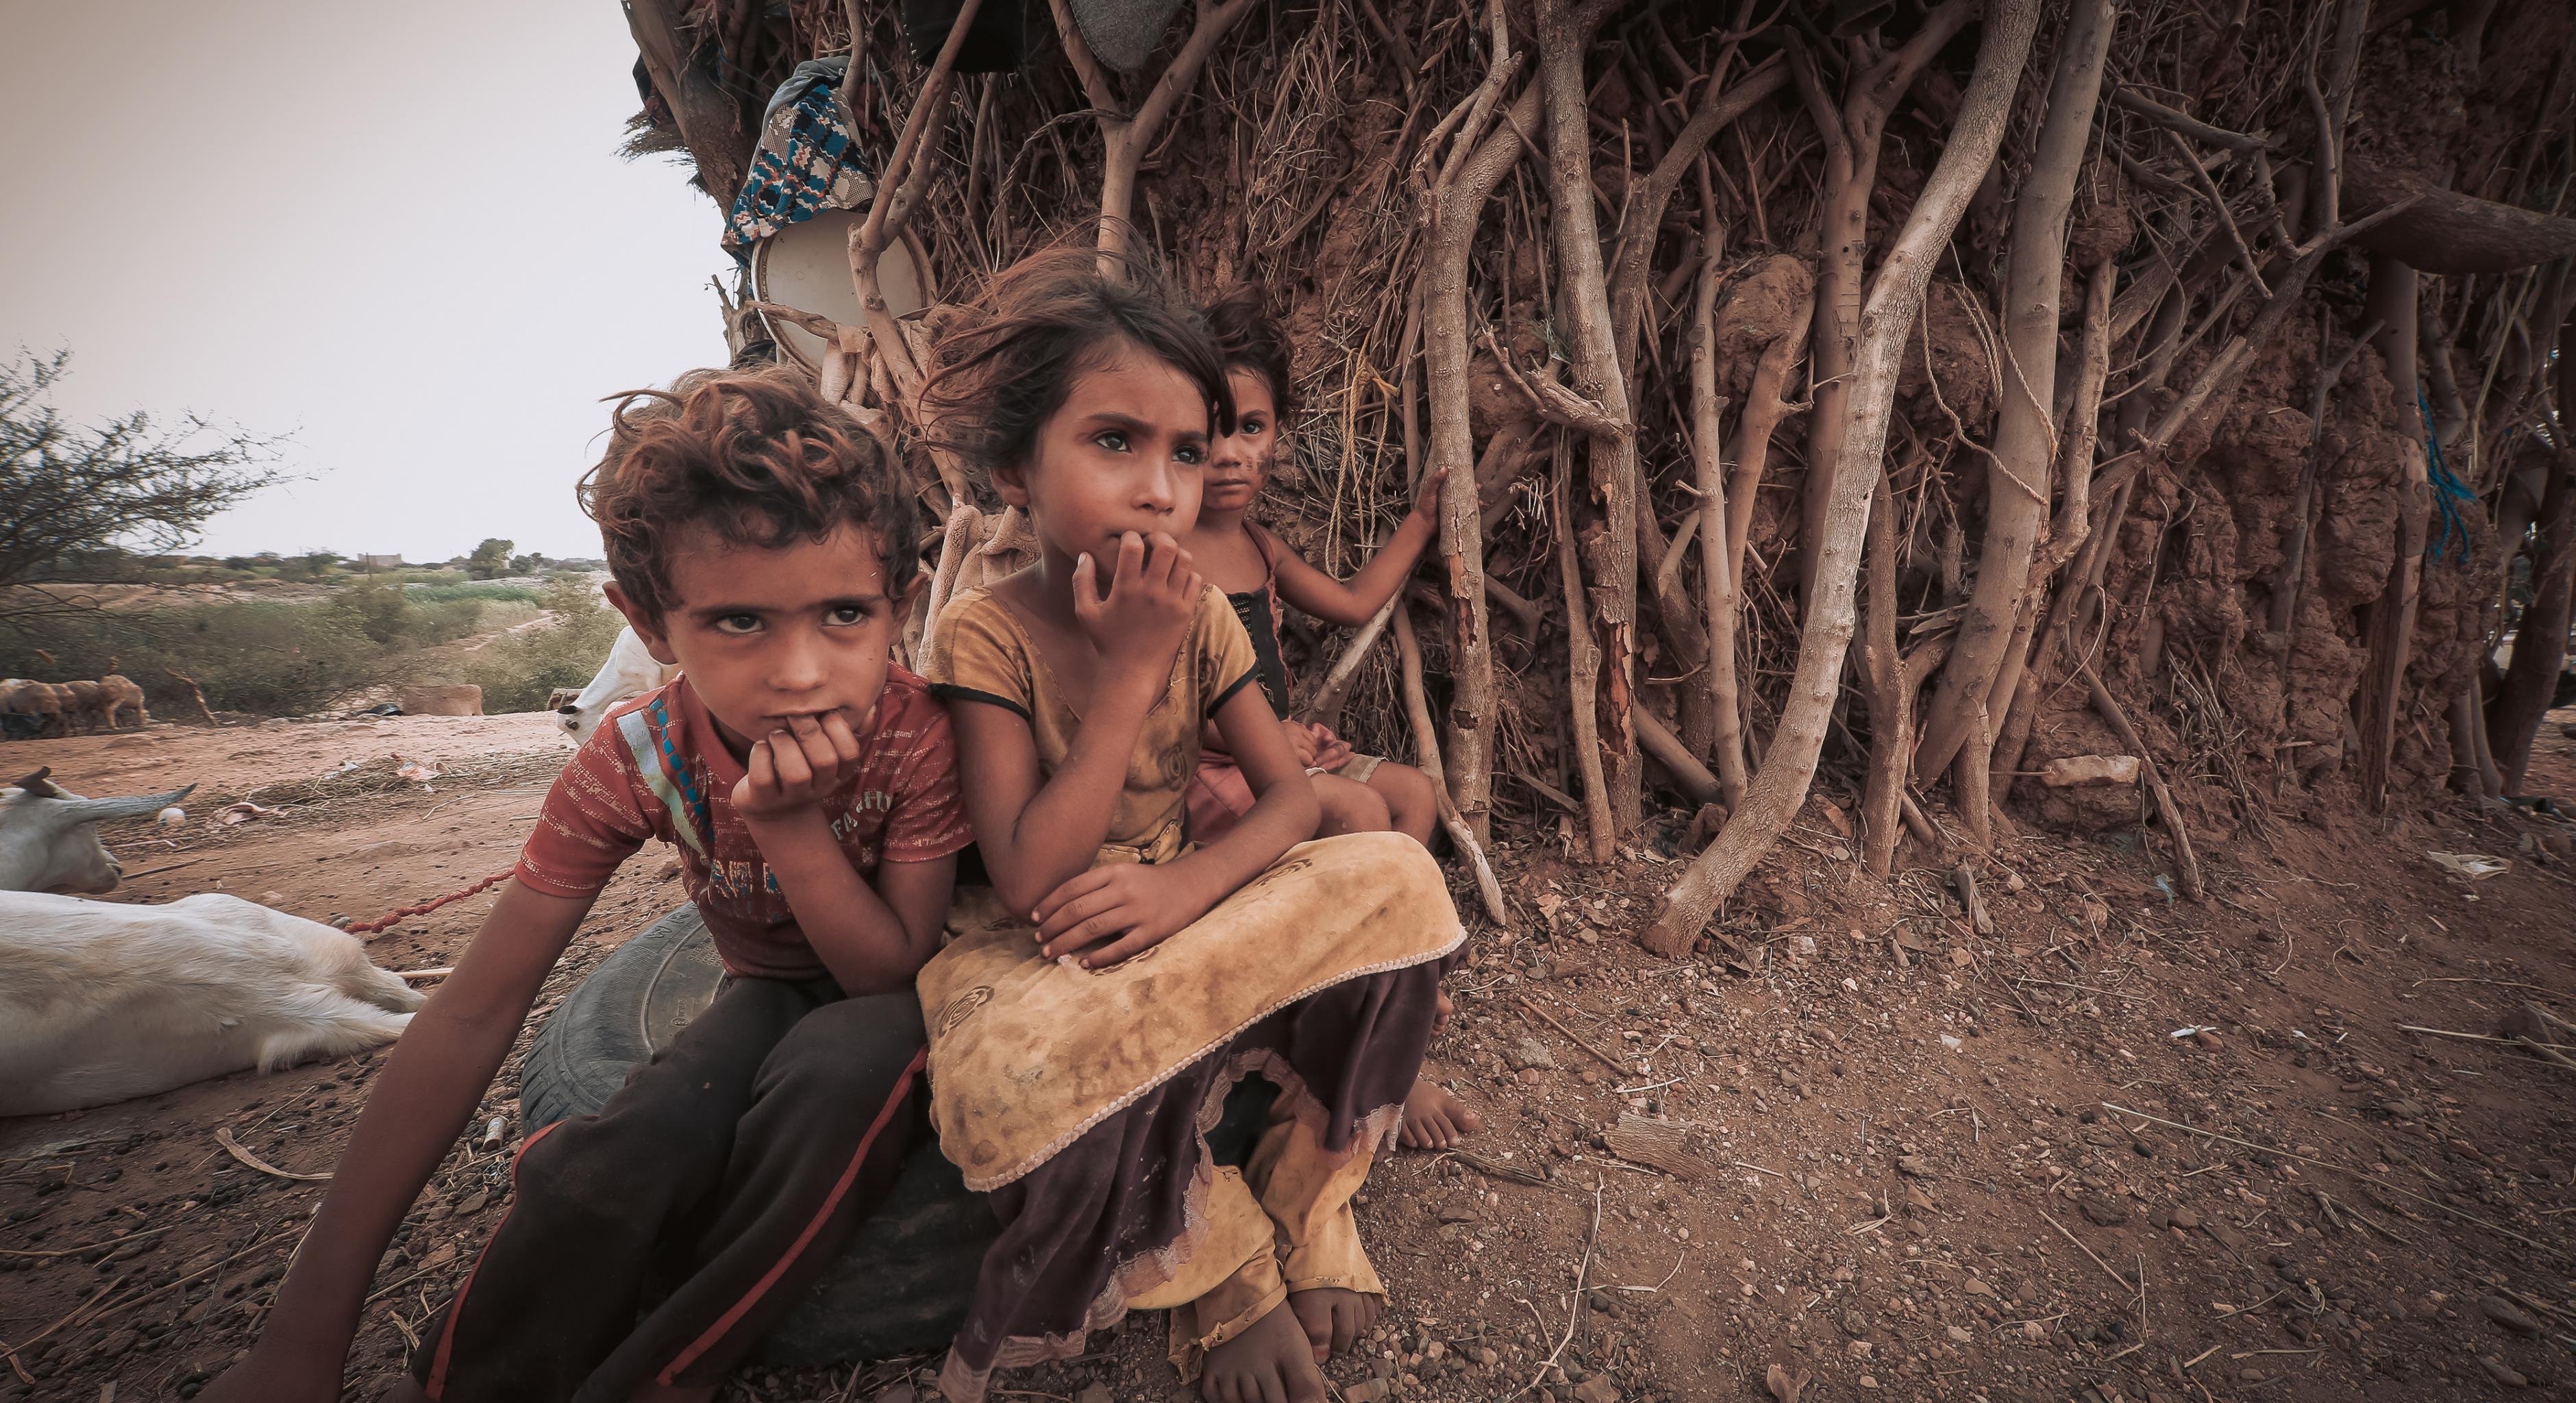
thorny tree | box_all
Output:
[0,352,278,628]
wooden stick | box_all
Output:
[1634,708,1721,808]
[0,1225,171,1260]
[2102,1102,2572,1263]
[1551,455,1616,862]
[1518,994,1633,1072]
[2039,1209,2137,1290]
[2397,1024,2576,1050]
[1506,1178,1602,1402]
[2516,1037,2576,1071]
[215,1127,332,1182]
[161,667,219,725]
[1391,604,1509,923]
[2108,86,2275,155]
[1688,210,1749,811]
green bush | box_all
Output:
[326,582,488,648]
[2,575,623,720]
[462,577,625,713]
[3,601,389,716]
[402,580,540,606]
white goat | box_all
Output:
[2,768,195,893]
[0,891,423,1115]
[556,625,678,744]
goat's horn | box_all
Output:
[8,767,58,795]
[60,785,194,824]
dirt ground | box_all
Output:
[4,710,2574,1403]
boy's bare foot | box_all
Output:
[1287,1285,1379,1364]
[1204,1299,1328,1403]
[1433,987,1454,1033]
[1398,1076,1482,1150]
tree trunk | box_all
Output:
[1916,0,2118,782]
[1792,0,1979,605]
[1859,477,1913,876]
[1537,0,1641,835]
[1646,0,2040,956]
[1555,449,1616,861]
[1424,82,1544,849]
[1391,604,1512,923]
[2490,456,2574,791]
[2357,256,2427,812]
[1689,229,1749,810]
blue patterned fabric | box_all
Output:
[2420,384,2477,564]
[723,57,876,260]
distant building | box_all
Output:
[358,554,403,572]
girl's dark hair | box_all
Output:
[921,243,1235,480]
[580,364,921,621]
[1203,282,1294,419]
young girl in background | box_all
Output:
[916,248,1463,1403]
[1180,284,1480,1151]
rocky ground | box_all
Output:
[3,710,2573,1402]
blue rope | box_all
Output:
[2420,384,2476,563]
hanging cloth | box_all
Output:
[723,57,876,261]
[2420,384,2477,564]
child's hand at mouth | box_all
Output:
[733,710,865,819]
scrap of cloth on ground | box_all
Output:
[917,834,1463,1399]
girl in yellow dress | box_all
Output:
[917,247,1463,1403]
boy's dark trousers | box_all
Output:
[409,978,928,1402]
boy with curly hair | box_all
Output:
[202,366,970,1403]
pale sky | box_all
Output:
[1,1,730,562]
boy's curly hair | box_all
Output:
[1203,282,1294,419]
[921,241,1235,483]
[580,365,921,621]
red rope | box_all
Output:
[345,867,517,935]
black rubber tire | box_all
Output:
[517,906,998,1365]
[518,906,726,1133]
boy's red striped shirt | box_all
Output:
[516,667,971,980]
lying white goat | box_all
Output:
[0,891,423,1115]
[556,625,679,745]
[2,768,195,893]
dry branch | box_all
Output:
[1554,452,1615,862]
[1393,603,1510,923]
[1688,227,1747,810]
[1917,0,2118,784]
[1047,0,1259,261]
[1793,0,1979,603]
[1424,53,1542,847]
[1538,0,1642,834]
[1646,0,2040,956]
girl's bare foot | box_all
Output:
[1433,987,1454,1032]
[1287,1285,1379,1364]
[1204,1299,1328,1402]
[1398,1076,1481,1150]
